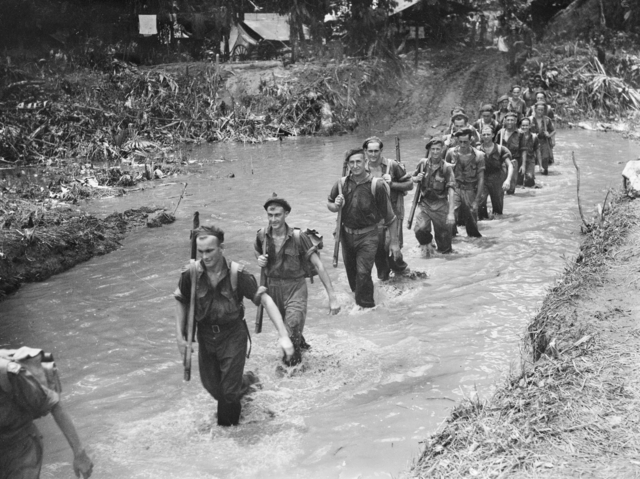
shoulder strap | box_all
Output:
[293,228,302,253]
[230,261,242,292]
[0,357,13,393]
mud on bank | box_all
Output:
[410,194,640,478]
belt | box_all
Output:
[343,224,378,235]
[457,182,478,191]
[207,320,241,334]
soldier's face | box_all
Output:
[536,93,546,102]
[512,88,521,98]
[347,153,367,176]
[500,100,509,110]
[457,135,471,151]
[267,205,288,230]
[521,120,531,131]
[453,119,465,130]
[365,142,382,163]
[481,131,493,143]
[429,144,443,160]
[197,235,224,268]
[482,112,492,122]
[505,117,516,129]
[535,105,545,116]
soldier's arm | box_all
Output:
[327,181,342,213]
[50,403,94,478]
[474,156,485,208]
[390,164,413,192]
[502,148,514,187]
[240,271,294,357]
[173,272,191,356]
[309,253,340,315]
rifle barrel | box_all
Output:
[333,162,348,267]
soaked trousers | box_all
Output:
[197,320,250,426]
[341,227,378,308]
[413,198,452,253]
[0,424,43,479]
[267,277,308,364]
[479,172,505,219]
[523,160,536,187]
[453,188,482,238]
[375,220,408,280]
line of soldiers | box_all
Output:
[1,88,560,477]
[172,105,559,429]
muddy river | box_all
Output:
[0,130,634,479]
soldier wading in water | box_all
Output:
[175,226,294,427]
[255,195,340,367]
[411,139,456,255]
[327,149,399,309]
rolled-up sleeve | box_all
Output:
[500,146,512,164]
[237,269,261,306]
[327,181,339,203]
[445,164,456,190]
[174,267,192,304]
[476,153,486,174]
[299,232,318,260]
[375,183,396,226]
[9,365,59,420]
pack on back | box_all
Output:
[293,228,324,283]
[0,347,62,394]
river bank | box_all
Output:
[411,193,640,478]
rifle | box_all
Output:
[183,211,199,381]
[255,233,268,333]
[394,136,406,215]
[407,161,425,229]
[332,160,349,267]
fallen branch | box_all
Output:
[172,182,188,215]
[572,151,590,231]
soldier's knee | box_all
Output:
[415,228,433,245]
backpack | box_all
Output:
[258,228,323,283]
[0,347,62,394]
[293,228,324,283]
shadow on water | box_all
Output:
[0,130,636,479]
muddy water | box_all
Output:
[0,131,634,479]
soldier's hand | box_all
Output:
[73,449,93,478]
[519,165,525,174]
[177,337,193,357]
[390,243,401,261]
[446,212,456,225]
[502,180,510,191]
[471,201,478,212]
[382,173,392,184]
[257,254,268,268]
[334,194,345,208]
[329,297,341,315]
[414,173,425,182]
[278,336,295,358]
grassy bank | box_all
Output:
[412,194,640,478]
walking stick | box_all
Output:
[407,161,425,229]
[332,161,349,267]
[255,234,268,333]
[183,211,199,381]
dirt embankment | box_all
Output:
[380,47,513,137]
[410,195,640,478]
